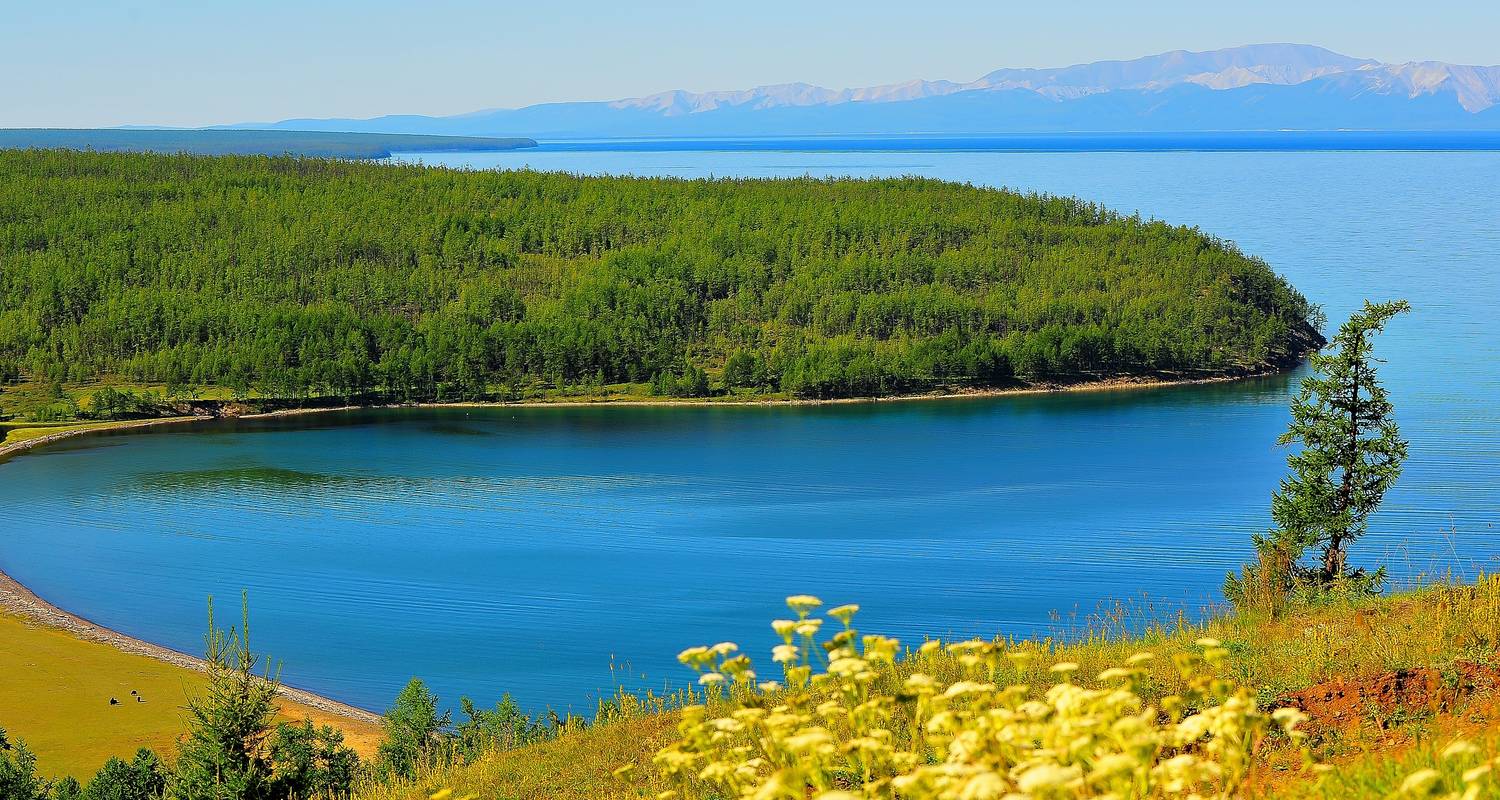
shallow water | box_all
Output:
[2,143,1498,715]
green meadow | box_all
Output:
[0,611,383,780]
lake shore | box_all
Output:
[0,417,386,727]
[0,366,1286,726]
[0,568,383,727]
[1,368,1289,463]
[418,370,1285,409]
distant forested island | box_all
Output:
[0,150,1320,412]
[0,129,536,160]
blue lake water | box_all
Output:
[3,141,1499,716]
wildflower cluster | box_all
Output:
[645,595,1311,800]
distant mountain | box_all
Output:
[225,44,1500,138]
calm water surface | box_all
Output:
[3,143,1498,714]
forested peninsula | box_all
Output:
[0,129,536,159]
[0,150,1321,417]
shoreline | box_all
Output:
[417,369,1286,409]
[0,416,208,462]
[0,417,387,727]
[0,365,1291,726]
[0,569,382,726]
[1,369,1286,462]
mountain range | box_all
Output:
[227,44,1500,138]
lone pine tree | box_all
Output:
[1228,300,1410,608]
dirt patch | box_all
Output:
[1250,669,1500,797]
[1280,661,1500,734]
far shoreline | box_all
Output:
[0,367,1294,463]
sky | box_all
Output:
[3,0,1498,128]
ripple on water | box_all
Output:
[2,148,1498,713]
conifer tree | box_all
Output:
[1228,300,1409,607]
[0,726,49,800]
[53,776,85,800]
[172,598,279,800]
[376,678,449,780]
[0,150,1320,407]
[264,721,358,800]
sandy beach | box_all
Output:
[0,568,382,726]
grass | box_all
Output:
[355,576,1500,799]
[1288,723,1500,799]
[388,713,685,800]
[0,610,384,780]
[1,419,148,447]
[0,376,786,421]
[3,568,1493,797]
[0,379,241,420]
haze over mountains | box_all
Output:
[230,44,1500,138]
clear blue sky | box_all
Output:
[4,0,1497,128]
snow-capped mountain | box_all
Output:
[227,44,1500,137]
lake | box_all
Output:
[2,141,1498,715]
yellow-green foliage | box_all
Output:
[1,420,129,447]
[358,713,683,800]
[648,595,1310,799]
[1287,735,1500,800]
[0,378,226,426]
[365,577,1500,800]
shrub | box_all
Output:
[83,749,168,800]
[454,696,548,764]
[376,679,450,781]
[85,388,170,421]
[265,721,359,800]
[51,776,84,800]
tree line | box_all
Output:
[0,150,1320,410]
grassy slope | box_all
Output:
[357,577,1500,799]
[0,378,241,426]
[2,419,151,447]
[0,611,384,780]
